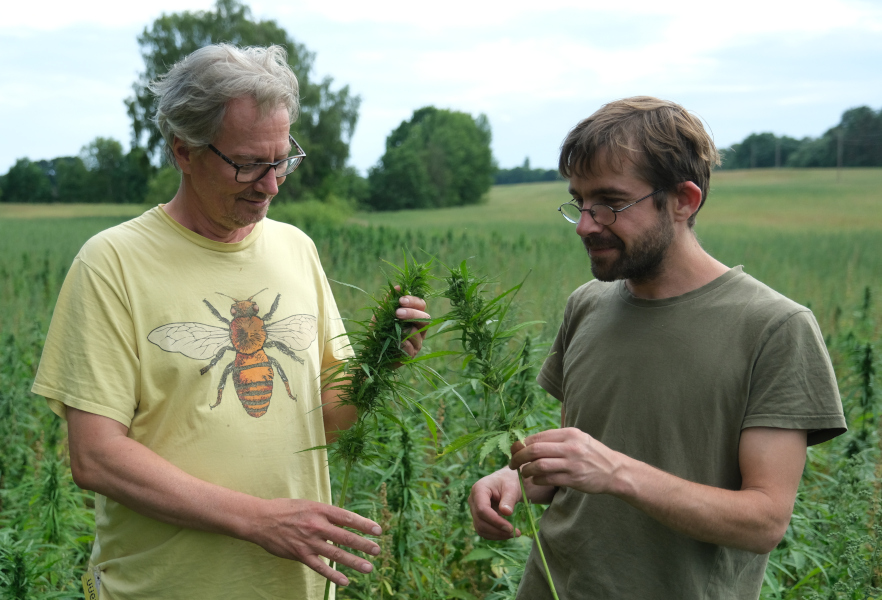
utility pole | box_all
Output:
[775,137,781,168]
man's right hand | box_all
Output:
[67,407,379,588]
[252,498,381,587]
[468,468,523,540]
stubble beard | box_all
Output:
[582,212,675,284]
[227,192,273,228]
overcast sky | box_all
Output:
[2,0,881,176]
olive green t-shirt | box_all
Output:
[33,207,352,600]
[521,267,845,600]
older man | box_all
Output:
[32,44,428,599]
[468,97,846,599]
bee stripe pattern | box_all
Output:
[147,291,317,417]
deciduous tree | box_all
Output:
[367,107,494,211]
[125,0,360,200]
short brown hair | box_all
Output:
[559,96,720,226]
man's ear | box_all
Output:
[671,181,703,224]
[172,137,193,174]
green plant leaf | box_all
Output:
[479,432,509,464]
[437,430,491,459]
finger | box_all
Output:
[510,441,571,469]
[469,488,516,535]
[398,295,427,311]
[325,506,383,537]
[498,487,521,516]
[301,554,351,588]
[395,307,431,322]
[525,427,579,445]
[324,525,382,557]
[317,541,375,576]
[520,457,571,482]
[509,440,526,459]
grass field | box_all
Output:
[1,168,881,599]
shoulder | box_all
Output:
[76,208,165,273]
[726,270,811,328]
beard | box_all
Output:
[227,192,273,228]
[582,211,674,284]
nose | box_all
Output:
[252,167,280,196]
[575,210,604,237]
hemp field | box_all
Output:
[1,168,880,598]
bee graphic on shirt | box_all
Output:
[147,290,317,418]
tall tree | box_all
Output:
[0,159,54,203]
[125,0,360,199]
[367,107,494,211]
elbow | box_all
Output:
[69,454,93,491]
[69,447,101,492]
[747,517,790,555]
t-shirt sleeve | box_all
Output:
[742,310,846,446]
[31,255,139,427]
[538,295,573,403]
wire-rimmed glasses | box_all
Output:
[208,134,306,183]
[558,189,663,226]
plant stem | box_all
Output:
[324,458,355,600]
[517,468,560,600]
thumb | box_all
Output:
[498,488,521,516]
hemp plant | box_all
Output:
[436,259,559,600]
[311,254,444,600]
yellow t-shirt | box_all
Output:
[33,206,352,600]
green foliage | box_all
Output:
[267,197,350,236]
[0,159,53,203]
[126,0,360,201]
[367,107,494,210]
[2,174,882,599]
[722,106,882,169]
[1,140,155,204]
[495,158,560,185]
[144,166,181,206]
[721,133,804,169]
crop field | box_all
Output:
[1,168,881,599]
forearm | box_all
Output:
[71,420,259,541]
[611,458,792,554]
[321,384,357,444]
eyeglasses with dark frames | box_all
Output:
[558,189,664,226]
[207,134,306,183]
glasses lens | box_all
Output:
[236,164,267,183]
[592,205,615,226]
[275,156,302,178]
[560,203,581,223]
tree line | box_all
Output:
[493,157,561,185]
[2,0,878,206]
[721,105,882,169]
[0,0,496,211]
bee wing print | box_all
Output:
[147,322,231,360]
[265,314,318,351]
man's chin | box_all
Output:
[231,199,271,226]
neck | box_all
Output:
[625,229,729,300]
[163,185,255,244]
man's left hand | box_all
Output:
[395,295,430,360]
[508,427,623,495]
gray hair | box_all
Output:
[150,43,300,168]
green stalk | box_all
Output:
[517,469,560,600]
[324,458,355,600]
